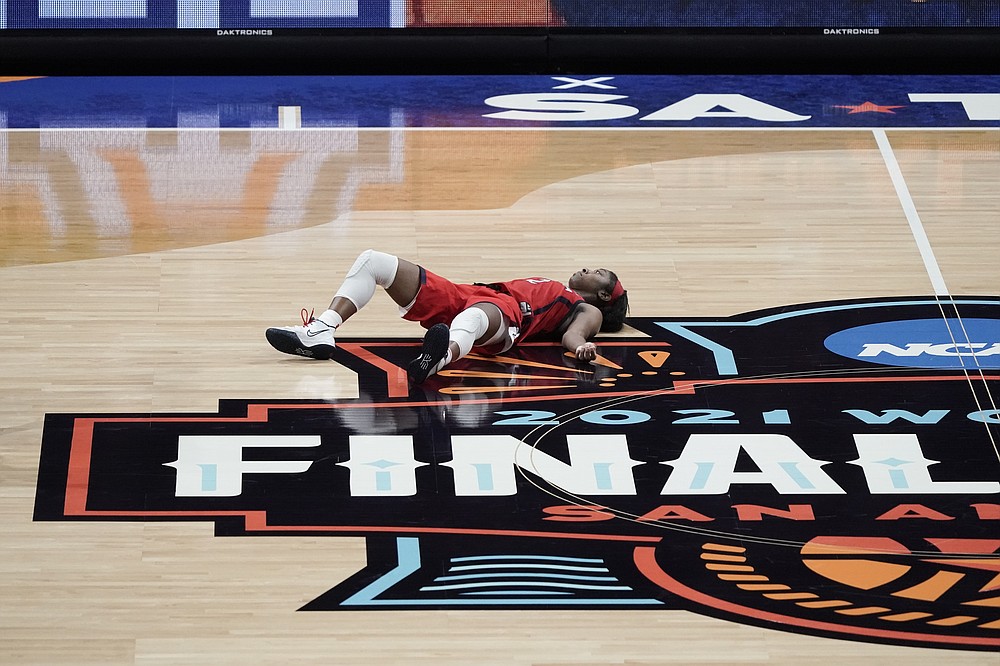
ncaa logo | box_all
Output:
[825,318,1000,369]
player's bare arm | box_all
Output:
[561,304,604,361]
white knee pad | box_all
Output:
[334,249,399,310]
[449,307,491,359]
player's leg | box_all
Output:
[322,251,421,322]
[266,250,421,359]
[407,302,511,383]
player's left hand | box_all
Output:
[575,342,597,362]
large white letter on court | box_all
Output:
[446,434,641,495]
[661,434,844,494]
[909,93,1000,120]
[337,435,426,496]
[852,434,1000,494]
[483,94,639,122]
[167,435,320,497]
[641,94,811,122]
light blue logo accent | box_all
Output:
[824,318,1000,369]
[656,299,998,376]
[198,464,217,492]
[341,539,662,606]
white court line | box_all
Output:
[874,128,1000,464]
[872,128,950,296]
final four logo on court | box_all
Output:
[34,296,1000,651]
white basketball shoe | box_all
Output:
[265,309,337,360]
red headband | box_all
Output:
[609,279,625,302]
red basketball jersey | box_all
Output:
[489,277,585,341]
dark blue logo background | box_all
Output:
[825,318,1000,369]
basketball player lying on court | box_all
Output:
[266,249,629,384]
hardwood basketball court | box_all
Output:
[1,75,997,663]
